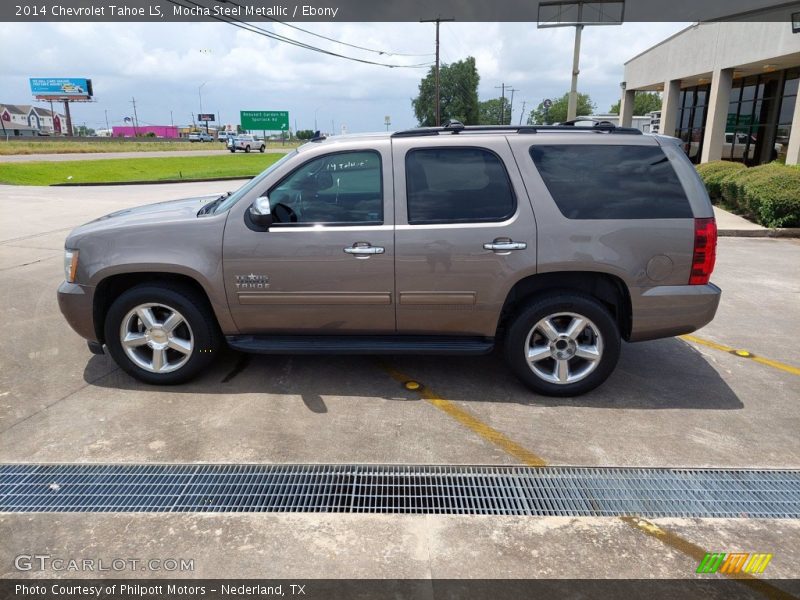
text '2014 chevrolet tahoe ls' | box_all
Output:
[58,121,720,396]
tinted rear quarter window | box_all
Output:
[406,147,516,224]
[529,144,692,219]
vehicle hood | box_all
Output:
[65,194,221,246]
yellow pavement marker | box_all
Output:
[681,335,800,377]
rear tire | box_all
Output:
[504,292,620,397]
[104,283,221,385]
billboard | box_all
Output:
[197,113,215,122]
[241,110,289,131]
[30,78,93,100]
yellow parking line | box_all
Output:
[380,363,547,467]
[681,335,800,377]
[379,362,796,599]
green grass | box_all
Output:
[0,140,301,155]
[0,153,284,186]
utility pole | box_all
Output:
[421,17,455,126]
[508,88,519,125]
[130,97,139,136]
[495,83,507,124]
[567,25,584,121]
[104,109,110,133]
[170,110,174,127]
[519,100,527,125]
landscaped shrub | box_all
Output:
[696,161,800,228]
[696,161,746,199]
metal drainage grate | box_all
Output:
[1,464,798,517]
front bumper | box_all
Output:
[57,281,98,343]
[628,283,721,342]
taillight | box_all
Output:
[689,217,717,285]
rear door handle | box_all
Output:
[344,244,385,258]
[483,241,527,252]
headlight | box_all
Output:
[64,249,79,283]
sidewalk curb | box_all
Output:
[718,229,800,238]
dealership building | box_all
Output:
[620,21,800,165]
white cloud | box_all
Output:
[0,20,687,131]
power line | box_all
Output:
[167,0,434,69]
[218,0,434,57]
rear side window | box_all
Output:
[406,148,516,224]
[529,145,692,219]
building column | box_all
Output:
[785,94,800,166]
[659,79,681,138]
[619,88,636,128]
[700,68,734,163]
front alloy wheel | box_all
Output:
[104,283,220,385]
[120,303,194,374]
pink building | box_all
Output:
[111,125,179,138]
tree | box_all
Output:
[295,129,315,140]
[74,125,95,136]
[412,57,480,126]
[528,92,595,125]
[609,92,662,116]
[478,97,512,125]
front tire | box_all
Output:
[104,283,221,385]
[259,145,265,153]
[504,292,620,397]
[244,145,251,153]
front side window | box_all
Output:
[529,144,692,219]
[405,148,516,224]
[268,151,383,225]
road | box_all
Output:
[0,181,798,582]
[0,147,295,163]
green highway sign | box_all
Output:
[240,110,289,131]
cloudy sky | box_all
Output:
[0,21,687,133]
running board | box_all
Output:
[226,335,495,355]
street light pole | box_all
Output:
[421,17,455,126]
[198,82,207,133]
[567,25,584,121]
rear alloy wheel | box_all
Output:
[505,293,620,396]
[104,284,220,385]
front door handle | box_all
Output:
[483,240,527,252]
[344,243,385,259]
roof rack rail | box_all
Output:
[310,130,327,142]
[391,121,642,138]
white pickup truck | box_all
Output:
[227,134,266,153]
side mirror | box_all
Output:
[249,196,273,228]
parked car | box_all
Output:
[217,132,233,143]
[188,132,212,142]
[58,121,720,396]
[227,134,266,153]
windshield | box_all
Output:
[213,150,298,214]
